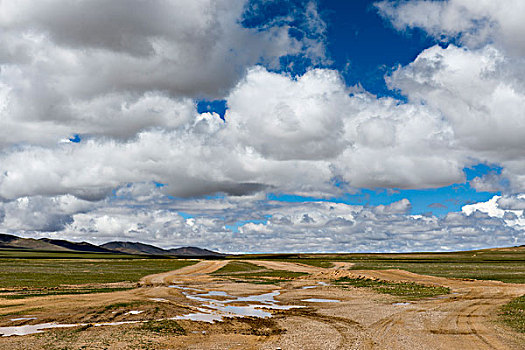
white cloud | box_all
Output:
[1,192,519,253]
[388,44,525,190]
[0,1,524,251]
[375,0,525,56]
[0,0,321,147]
[462,194,525,230]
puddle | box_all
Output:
[301,281,330,290]
[149,298,168,302]
[169,285,200,291]
[392,302,411,306]
[301,298,340,303]
[10,317,37,322]
[0,322,80,337]
[0,320,143,337]
[125,310,143,315]
[174,286,302,323]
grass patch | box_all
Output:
[212,261,262,274]
[235,270,307,279]
[0,287,133,299]
[0,248,139,259]
[141,320,185,335]
[335,276,450,299]
[233,279,291,285]
[0,303,23,308]
[276,259,333,268]
[103,301,146,310]
[349,261,525,284]
[0,307,43,317]
[500,295,525,333]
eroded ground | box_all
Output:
[0,260,524,349]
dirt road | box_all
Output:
[259,262,525,350]
[140,260,228,285]
[0,260,523,349]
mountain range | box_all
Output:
[0,233,224,257]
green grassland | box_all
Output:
[237,247,525,283]
[499,295,525,333]
[335,276,450,299]
[0,252,196,298]
[0,248,139,259]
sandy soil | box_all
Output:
[0,260,523,349]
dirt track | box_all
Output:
[0,260,523,349]
[140,260,228,285]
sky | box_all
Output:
[0,0,524,253]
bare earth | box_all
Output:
[0,260,523,349]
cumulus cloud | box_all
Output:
[0,64,468,201]
[378,0,525,191]
[0,0,320,147]
[375,0,525,56]
[0,1,524,251]
[462,195,525,230]
[2,191,521,253]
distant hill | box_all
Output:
[168,246,225,257]
[0,233,224,257]
[100,241,168,255]
[101,241,225,257]
[0,233,71,251]
[39,238,115,253]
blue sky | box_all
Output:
[0,0,523,252]
[198,0,498,219]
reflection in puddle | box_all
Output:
[149,298,168,302]
[175,287,302,322]
[0,320,141,337]
[392,302,411,306]
[125,310,143,315]
[301,298,340,303]
[301,281,330,290]
[10,317,36,322]
[0,323,79,337]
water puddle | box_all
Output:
[125,310,143,315]
[149,297,168,302]
[301,281,330,290]
[10,317,36,322]
[174,286,302,323]
[392,302,411,306]
[301,298,340,303]
[0,320,143,337]
[301,285,317,289]
[0,323,79,337]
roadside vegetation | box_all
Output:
[335,276,450,299]
[500,295,525,333]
